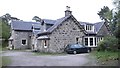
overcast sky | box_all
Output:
[0,0,114,23]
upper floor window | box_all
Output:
[34,28,40,30]
[86,25,93,31]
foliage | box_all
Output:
[0,18,10,40]
[113,0,120,10]
[97,6,117,34]
[98,6,113,22]
[32,16,41,22]
[97,1,120,51]
[92,51,119,65]
[97,36,118,51]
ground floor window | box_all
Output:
[90,38,93,46]
[22,39,27,45]
[84,37,103,47]
[44,40,47,48]
[95,37,96,46]
[96,37,103,45]
[85,38,88,46]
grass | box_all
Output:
[0,45,11,67]
[91,50,119,65]
[2,57,11,66]
[0,56,11,67]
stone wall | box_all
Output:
[11,30,32,49]
[37,38,50,52]
[48,17,85,53]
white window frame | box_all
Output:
[84,38,88,46]
[44,40,47,48]
[84,36,96,47]
[85,25,94,32]
[21,38,27,46]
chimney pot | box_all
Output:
[65,6,72,16]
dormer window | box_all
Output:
[85,25,94,31]
[34,28,40,30]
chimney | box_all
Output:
[65,6,72,16]
[41,20,46,32]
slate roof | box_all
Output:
[94,22,104,33]
[11,21,37,31]
[80,22,94,25]
[43,19,56,24]
[80,21,104,34]
[38,15,86,35]
[11,19,56,31]
[47,15,71,32]
[11,16,104,35]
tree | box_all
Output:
[32,16,41,22]
[97,6,117,35]
[98,6,113,22]
[97,1,120,50]
[1,13,11,23]
[0,17,10,40]
[113,0,120,10]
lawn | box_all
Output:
[91,51,119,66]
[0,45,11,67]
[0,57,11,67]
[2,57,11,66]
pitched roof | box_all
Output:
[11,16,105,35]
[80,21,104,34]
[38,15,86,35]
[47,15,71,32]
[11,19,56,31]
[94,22,104,33]
[43,19,56,24]
[11,21,37,31]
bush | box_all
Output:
[97,36,118,51]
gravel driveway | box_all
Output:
[1,50,98,66]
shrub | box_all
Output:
[97,36,118,51]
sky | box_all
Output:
[0,0,114,23]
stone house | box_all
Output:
[8,6,111,53]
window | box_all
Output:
[76,37,79,44]
[90,38,93,46]
[22,39,26,45]
[85,38,88,46]
[44,40,47,48]
[95,38,96,46]
[70,44,81,48]
[89,26,92,30]
[101,37,103,40]
[86,25,88,30]
[86,25,93,31]
[34,28,40,30]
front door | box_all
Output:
[76,37,82,44]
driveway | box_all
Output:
[1,50,98,66]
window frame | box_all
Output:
[90,38,93,46]
[21,39,27,46]
[85,38,88,46]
